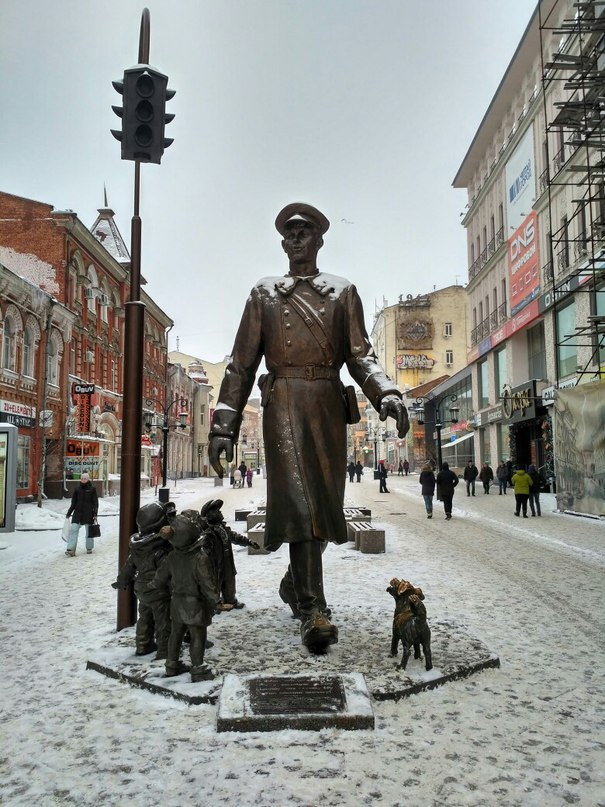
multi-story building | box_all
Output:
[453,0,605,478]
[0,191,172,498]
[370,285,468,467]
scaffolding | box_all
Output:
[539,0,605,381]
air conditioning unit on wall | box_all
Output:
[445,362,453,368]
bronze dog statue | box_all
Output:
[386,578,432,671]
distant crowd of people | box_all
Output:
[346,455,547,522]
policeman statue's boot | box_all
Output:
[279,544,332,620]
[290,540,338,652]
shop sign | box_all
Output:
[501,382,536,423]
[541,378,577,406]
[486,405,503,423]
[65,439,101,475]
[0,400,36,428]
[72,383,95,395]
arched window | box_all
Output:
[2,317,16,371]
[45,330,63,387]
[22,326,34,377]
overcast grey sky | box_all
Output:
[1,0,537,362]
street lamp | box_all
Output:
[412,394,459,471]
[144,395,188,503]
[365,425,379,470]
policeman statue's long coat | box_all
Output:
[211,271,399,551]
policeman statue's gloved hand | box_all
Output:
[379,394,410,438]
[208,435,234,478]
[111,581,119,590]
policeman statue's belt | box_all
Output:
[273,365,339,381]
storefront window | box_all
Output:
[556,301,577,378]
[17,434,30,489]
[595,287,605,367]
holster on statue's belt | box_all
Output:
[273,366,340,381]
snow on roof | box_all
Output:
[90,208,130,265]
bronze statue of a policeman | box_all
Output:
[209,203,409,652]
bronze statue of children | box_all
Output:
[112,501,175,658]
[152,514,219,682]
[199,499,259,611]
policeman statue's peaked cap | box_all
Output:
[275,203,330,236]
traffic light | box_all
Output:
[111,65,175,164]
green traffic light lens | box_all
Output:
[136,99,154,122]
[136,74,154,98]
[135,125,153,147]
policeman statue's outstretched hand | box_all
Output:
[208,436,233,478]
[379,394,410,439]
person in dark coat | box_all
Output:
[112,501,174,658]
[463,460,478,496]
[197,499,259,610]
[479,462,494,494]
[347,461,356,482]
[419,463,436,518]
[378,459,389,493]
[496,461,508,495]
[397,459,404,475]
[65,473,98,556]
[527,464,543,516]
[355,461,364,482]
[151,515,219,682]
[208,202,409,652]
[403,458,410,476]
[436,461,459,520]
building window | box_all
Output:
[2,317,16,370]
[528,321,547,379]
[17,434,30,489]
[501,278,507,311]
[445,350,453,366]
[444,322,453,337]
[46,335,58,386]
[200,405,205,426]
[22,326,34,377]
[495,347,507,393]
[556,301,577,377]
[478,360,489,408]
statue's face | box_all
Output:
[281,222,322,264]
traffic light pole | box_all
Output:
[116,12,150,631]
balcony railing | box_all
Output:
[468,227,506,282]
[539,168,550,194]
[470,303,508,346]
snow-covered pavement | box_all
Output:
[1,474,604,806]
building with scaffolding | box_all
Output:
[453,0,605,483]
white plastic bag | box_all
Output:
[61,518,71,543]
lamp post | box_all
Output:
[412,394,459,471]
[144,396,187,503]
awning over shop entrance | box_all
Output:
[444,431,474,447]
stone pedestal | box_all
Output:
[217,672,375,732]
[347,521,385,552]
[248,523,269,555]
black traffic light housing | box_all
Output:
[111,65,175,164]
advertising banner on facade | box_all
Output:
[553,381,605,516]
[509,210,540,315]
[505,127,536,232]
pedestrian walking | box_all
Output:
[246,467,253,488]
[355,461,364,482]
[378,460,389,493]
[65,473,98,556]
[479,462,494,494]
[496,461,508,495]
[403,458,410,476]
[347,461,356,482]
[436,461,459,520]
[397,460,404,476]
[527,464,543,516]
[511,466,533,517]
[463,460,478,496]
[419,463,436,518]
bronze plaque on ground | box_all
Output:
[249,675,345,714]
